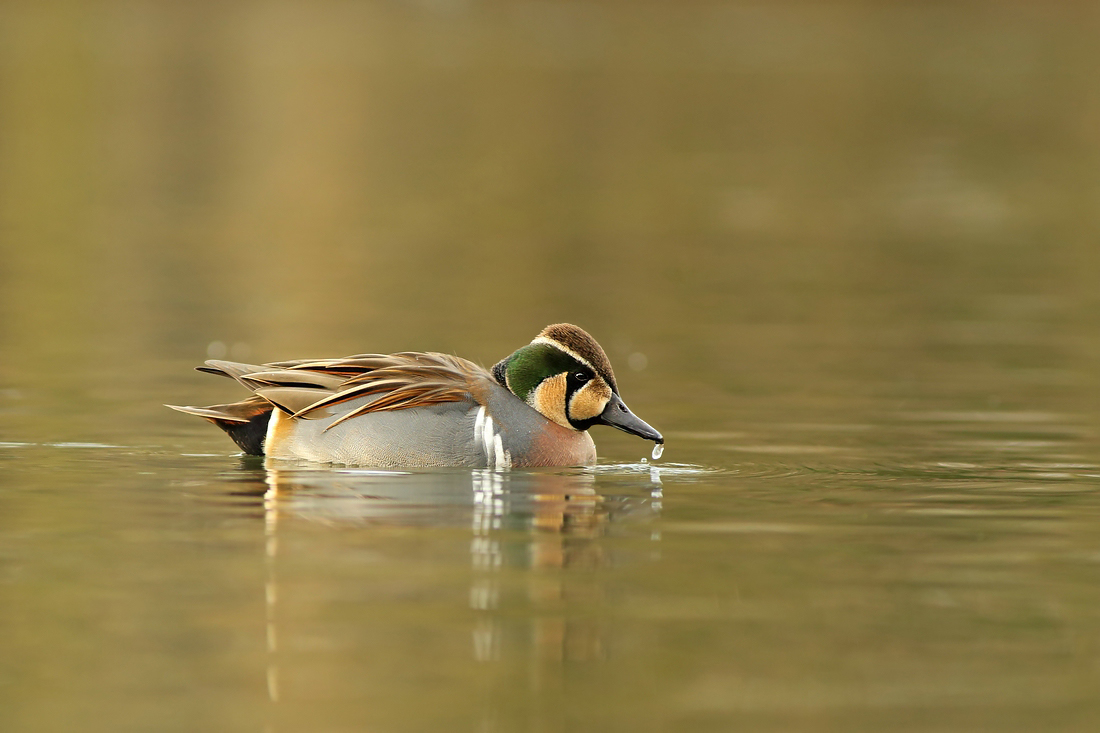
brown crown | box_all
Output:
[538,323,618,393]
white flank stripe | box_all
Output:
[493,434,511,469]
[482,415,496,462]
[474,406,486,450]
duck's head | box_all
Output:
[492,323,663,445]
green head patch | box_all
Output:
[494,343,583,402]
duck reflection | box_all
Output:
[467,468,626,664]
[247,462,662,709]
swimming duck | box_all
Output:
[168,323,662,467]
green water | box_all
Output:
[4,3,1100,731]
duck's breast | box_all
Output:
[476,380,597,467]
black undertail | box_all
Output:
[215,409,272,456]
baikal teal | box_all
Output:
[168,323,663,468]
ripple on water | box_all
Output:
[864,459,1100,484]
[594,462,722,479]
[601,459,824,481]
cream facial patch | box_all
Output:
[568,377,612,422]
[530,372,571,429]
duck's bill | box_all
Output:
[597,393,664,444]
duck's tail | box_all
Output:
[166,396,273,456]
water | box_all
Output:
[4,3,1100,732]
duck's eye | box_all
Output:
[573,372,589,383]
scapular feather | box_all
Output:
[183,351,481,425]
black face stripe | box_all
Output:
[564,366,598,405]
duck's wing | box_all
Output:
[186,352,489,430]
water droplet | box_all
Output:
[640,457,648,464]
[651,443,664,460]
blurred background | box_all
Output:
[3,2,1100,732]
[3,0,1098,442]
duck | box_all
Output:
[168,323,662,468]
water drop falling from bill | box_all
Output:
[651,443,664,461]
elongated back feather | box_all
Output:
[288,353,478,420]
[239,369,348,390]
[187,351,484,426]
[166,395,271,423]
[253,386,334,417]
